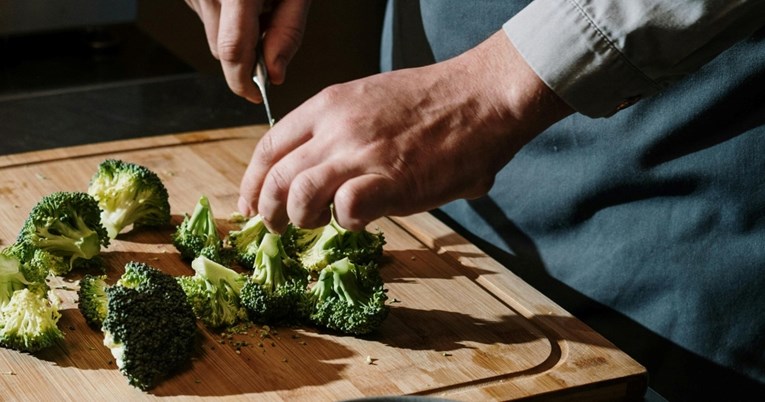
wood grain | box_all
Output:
[0,125,647,401]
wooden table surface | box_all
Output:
[0,125,647,401]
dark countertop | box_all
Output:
[0,23,267,156]
[0,73,267,155]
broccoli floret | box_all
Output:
[0,247,61,352]
[77,274,109,328]
[100,261,197,391]
[88,159,171,240]
[240,233,308,325]
[17,191,109,276]
[302,258,389,335]
[228,214,270,269]
[177,255,248,329]
[283,215,385,272]
[0,243,42,306]
[0,245,49,305]
[172,195,224,262]
[0,288,64,352]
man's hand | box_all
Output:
[238,31,574,232]
[185,0,311,103]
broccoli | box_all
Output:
[0,244,49,303]
[177,255,248,329]
[302,257,389,335]
[0,247,61,352]
[77,274,109,328]
[227,214,270,269]
[88,159,171,240]
[0,288,64,352]
[283,215,385,272]
[172,195,224,262]
[16,191,109,276]
[240,233,308,325]
[100,261,197,391]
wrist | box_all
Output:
[452,31,574,151]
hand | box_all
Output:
[185,0,311,103]
[239,31,573,232]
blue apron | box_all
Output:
[382,1,765,400]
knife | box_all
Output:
[252,38,275,127]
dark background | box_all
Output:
[0,0,387,154]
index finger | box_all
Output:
[238,117,313,217]
[218,0,262,103]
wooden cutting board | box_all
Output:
[0,125,647,401]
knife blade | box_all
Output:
[252,38,275,127]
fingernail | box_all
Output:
[238,196,253,217]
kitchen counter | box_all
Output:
[0,73,267,155]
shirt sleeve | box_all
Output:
[503,0,765,117]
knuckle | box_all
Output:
[216,39,245,63]
[254,134,278,166]
[264,166,291,197]
[334,185,366,222]
[289,174,321,211]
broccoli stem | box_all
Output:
[251,233,286,292]
[309,258,368,306]
[101,204,131,240]
[35,218,101,260]
[191,256,245,295]
[327,258,369,306]
[188,196,216,238]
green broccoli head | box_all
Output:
[17,191,109,275]
[172,195,223,262]
[0,244,50,305]
[303,258,389,335]
[228,214,270,269]
[0,251,34,307]
[101,261,197,391]
[77,274,109,328]
[0,288,64,352]
[283,216,385,272]
[177,255,248,329]
[240,233,308,325]
[88,159,171,240]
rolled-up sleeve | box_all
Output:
[504,0,765,117]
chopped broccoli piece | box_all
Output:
[228,214,270,269]
[0,288,64,352]
[283,215,385,271]
[172,195,224,262]
[302,258,389,335]
[1,248,36,306]
[16,191,109,276]
[88,159,171,239]
[177,255,248,329]
[240,233,308,325]
[100,261,197,390]
[77,274,109,328]
[0,245,49,305]
[0,247,60,352]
